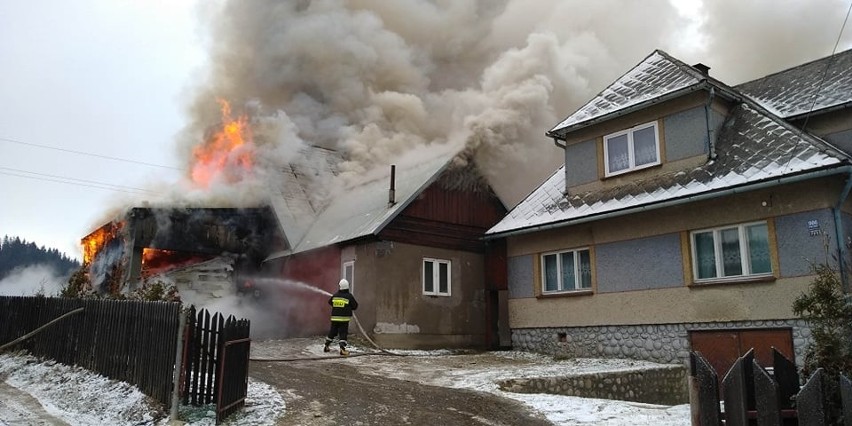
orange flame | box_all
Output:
[81,221,124,265]
[191,99,254,187]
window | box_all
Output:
[342,260,354,292]
[541,248,592,293]
[691,221,772,282]
[423,258,451,296]
[604,122,660,176]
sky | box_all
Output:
[1,0,851,265]
[0,340,691,425]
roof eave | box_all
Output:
[485,164,852,240]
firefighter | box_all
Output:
[323,278,358,356]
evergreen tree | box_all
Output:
[0,235,80,281]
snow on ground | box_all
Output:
[0,340,692,425]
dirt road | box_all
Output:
[249,339,553,425]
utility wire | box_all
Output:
[0,136,182,170]
[782,0,852,172]
[0,169,156,195]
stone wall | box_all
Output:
[497,365,689,405]
[511,320,812,367]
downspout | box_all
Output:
[704,86,717,160]
[834,170,852,295]
[553,137,568,194]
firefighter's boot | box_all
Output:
[323,338,332,353]
[339,347,350,357]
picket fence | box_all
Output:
[0,296,251,424]
[690,348,852,425]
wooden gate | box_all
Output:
[690,328,794,380]
[181,306,251,424]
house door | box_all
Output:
[689,328,794,378]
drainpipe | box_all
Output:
[834,170,852,295]
[704,87,717,160]
[553,137,568,193]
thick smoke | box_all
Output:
[175,0,851,207]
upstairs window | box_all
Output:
[604,122,660,176]
[541,248,592,293]
[423,258,451,296]
[691,221,772,282]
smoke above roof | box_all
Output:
[171,0,851,210]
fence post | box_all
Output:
[689,351,721,426]
[752,360,782,426]
[169,308,187,424]
[838,374,850,426]
[797,368,827,425]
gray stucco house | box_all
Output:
[485,48,852,375]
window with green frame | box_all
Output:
[541,248,592,293]
[691,221,772,281]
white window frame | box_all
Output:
[342,260,355,292]
[540,248,592,293]
[690,221,773,283]
[603,121,661,177]
[422,258,451,296]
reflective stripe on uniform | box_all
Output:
[331,316,351,322]
[332,297,349,308]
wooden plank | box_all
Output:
[797,368,826,426]
[690,352,721,426]
[722,355,748,426]
[752,359,782,426]
[772,347,799,410]
[840,374,851,426]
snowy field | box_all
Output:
[0,342,691,425]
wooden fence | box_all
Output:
[181,306,252,423]
[0,296,180,406]
[0,297,252,424]
[690,348,852,425]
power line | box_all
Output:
[0,136,182,170]
[0,168,156,195]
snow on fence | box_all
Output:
[0,296,180,406]
[689,348,852,425]
[0,297,252,424]
[181,306,251,424]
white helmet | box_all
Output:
[338,278,350,290]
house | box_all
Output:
[484,49,852,375]
[264,146,508,349]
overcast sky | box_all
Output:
[0,0,205,260]
[1,0,850,262]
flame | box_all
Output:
[191,99,254,187]
[81,221,124,265]
[141,248,214,277]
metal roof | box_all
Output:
[489,102,849,237]
[548,50,707,137]
[736,48,852,119]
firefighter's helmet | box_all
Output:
[338,278,350,290]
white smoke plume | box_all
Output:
[0,264,68,297]
[162,0,849,209]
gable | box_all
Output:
[548,50,706,138]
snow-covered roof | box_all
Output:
[488,103,849,236]
[265,147,457,259]
[548,50,707,137]
[736,48,852,119]
[268,146,342,249]
[290,152,452,254]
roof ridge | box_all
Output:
[735,48,852,88]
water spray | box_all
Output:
[248,278,401,359]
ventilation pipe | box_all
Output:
[388,165,396,207]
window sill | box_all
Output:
[690,274,776,288]
[538,289,594,298]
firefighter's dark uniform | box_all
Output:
[324,283,358,355]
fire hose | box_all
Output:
[0,307,85,354]
[250,313,404,362]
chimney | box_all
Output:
[388,165,396,206]
[692,63,710,76]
